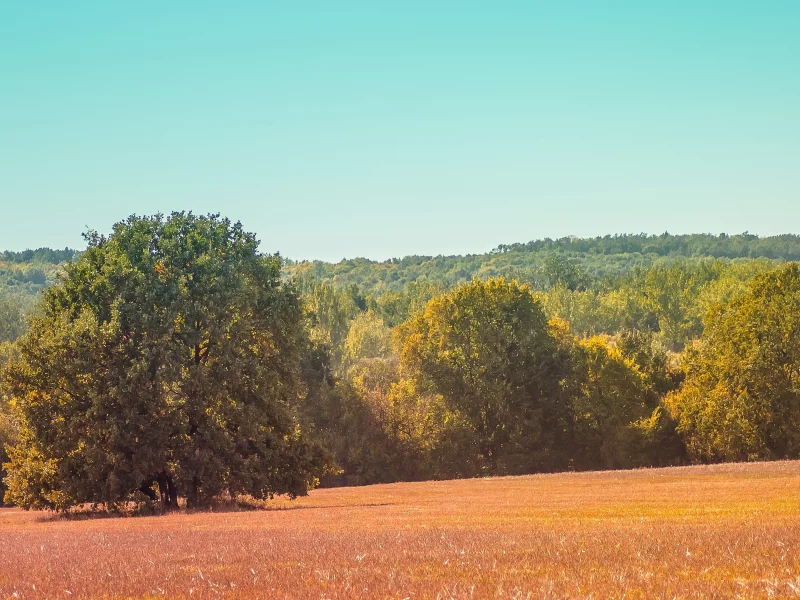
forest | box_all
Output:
[284,232,800,295]
[1,218,799,509]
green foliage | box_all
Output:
[0,296,24,343]
[567,334,683,469]
[0,248,78,264]
[375,280,441,327]
[543,254,590,291]
[333,358,429,484]
[494,232,800,260]
[285,233,800,297]
[538,260,776,351]
[301,279,364,367]
[0,342,18,504]
[666,263,800,462]
[2,231,799,500]
[540,285,630,337]
[0,249,77,347]
[341,310,392,370]
[297,306,439,485]
[616,329,682,397]
[3,213,327,510]
[397,278,569,475]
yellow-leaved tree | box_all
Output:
[666,263,800,461]
[396,278,570,475]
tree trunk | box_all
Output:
[138,480,157,501]
[157,473,171,509]
[167,474,179,507]
[186,475,200,509]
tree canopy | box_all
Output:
[397,278,569,474]
[285,233,800,297]
[667,263,800,462]
[3,213,327,510]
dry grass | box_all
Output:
[1,461,799,599]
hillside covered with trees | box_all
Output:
[1,223,800,510]
[285,232,800,295]
[0,249,77,341]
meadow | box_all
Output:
[0,461,799,599]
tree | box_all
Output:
[377,280,441,327]
[396,278,569,475]
[0,342,18,504]
[284,234,800,300]
[542,254,590,291]
[636,261,723,351]
[0,296,24,343]
[300,279,362,367]
[330,357,427,485]
[3,213,327,511]
[666,263,800,461]
[341,310,392,371]
[568,335,683,469]
[298,305,440,485]
[616,329,683,398]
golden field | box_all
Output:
[1,461,799,599]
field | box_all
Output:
[0,462,799,599]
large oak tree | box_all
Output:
[3,213,326,510]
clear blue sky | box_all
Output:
[1,2,798,262]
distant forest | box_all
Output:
[0,248,77,342]
[286,232,800,294]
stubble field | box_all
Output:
[0,461,799,599]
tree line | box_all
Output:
[284,232,800,295]
[0,215,798,510]
[493,232,800,259]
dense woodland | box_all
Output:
[285,232,800,295]
[1,221,799,509]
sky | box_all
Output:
[1,2,798,262]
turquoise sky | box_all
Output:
[1,3,798,261]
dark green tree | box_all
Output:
[3,213,327,510]
[543,254,590,291]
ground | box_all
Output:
[0,461,799,599]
